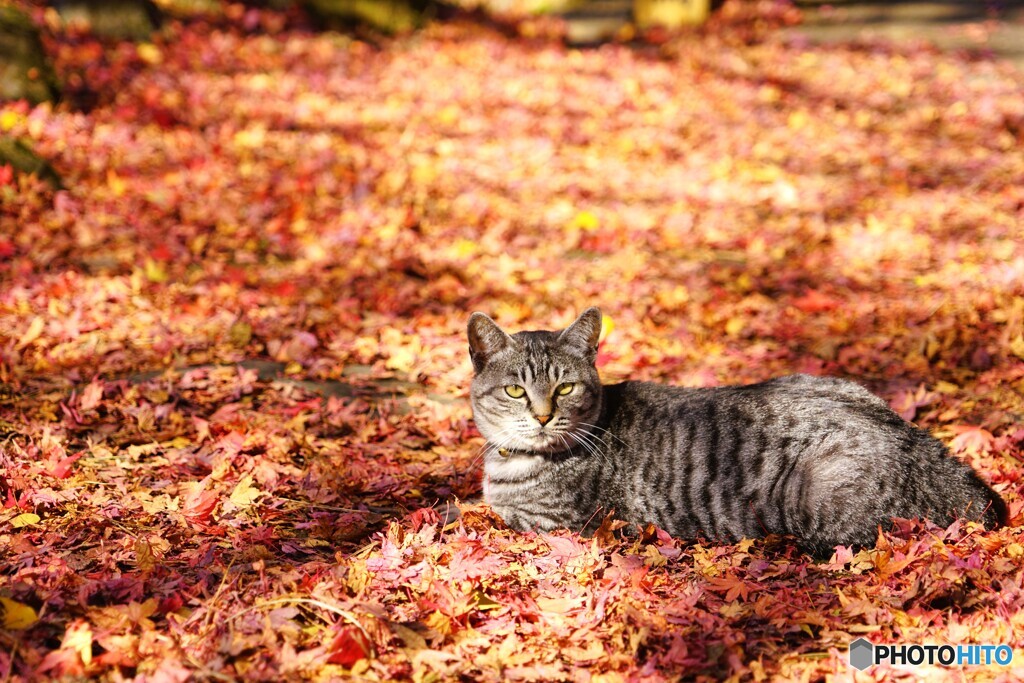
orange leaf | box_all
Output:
[949,426,995,455]
[792,290,840,313]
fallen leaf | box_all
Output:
[229,475,262,508]
[0,597,38,629]
[327,626,372,667]
[10,512,40,528]
[17,316,44,349]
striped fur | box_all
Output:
[468,308,1007,555]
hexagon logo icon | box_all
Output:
[849,638,873,671]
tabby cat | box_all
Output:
[467,307,1007,555]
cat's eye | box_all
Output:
[556,383,575,396]
[504,385,526,398]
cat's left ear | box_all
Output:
[558,307,603,362]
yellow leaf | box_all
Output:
[233,125,267,149]
[570,210,600,232]
[136,42,162,65]
[565,639,605,662]
[107,169,126,197]
[17,316,44,349]
[865,214,886,236]
[725,317,745,337]
[11,512,40,528]
[424,610,452,637]
[735,538,755,553]
[787,110,809,130]
[144,259,168,283]
[655,286,689,310]
[474,591,501,611]
[136,539,157,572]
[719,601,745,618]
[229,320,252,347]
[750,164,781,183]
[229,474,262,508]
[643,544,668,567]
[0,110,21,131]
[0,597,38,629]
[80,378,104,412]
[410,162,437,185]
[1010,335,1024,361]
[535,596,582,614]
[453,238,477,259]
[437,104,460,125]
[599,314,614,342]
[63,620,93,666]
[385,346,416,373]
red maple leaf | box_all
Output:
[50,452,84,479]
[792,289,840,313]
[327,626,372,666]
[183,488,219,523]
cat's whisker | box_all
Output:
[563,430,605,469]
[555,432,571,458]
[574,426,608,448]
[579,422,629,449]
[572,433,598,460]
[574,425,622,468]
[468,426,520,470]
[571,428,612,468]
[472,428,512,460]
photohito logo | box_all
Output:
[849,638,1014,671]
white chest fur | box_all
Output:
[485,452,545,485]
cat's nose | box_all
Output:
[535,414,552,426]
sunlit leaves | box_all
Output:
[0,0,1022,681]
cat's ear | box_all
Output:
[468,313,513,372]
[558,307,603,361]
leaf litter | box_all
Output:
[1,1,1023,680]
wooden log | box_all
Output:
[53,0,162,40]
[0,137,61,188]
[0,5,59,104]
[302,0,430,33]
[634,0,710,28]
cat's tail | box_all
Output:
[796,430,1007,558]
[975,477,1009,529]
[964,473,1009,529]
[919,434,1008,530]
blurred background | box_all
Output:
[4,0,1022,395]
[3,0,1022,513]
[2,1,1023,679]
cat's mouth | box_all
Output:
[483,424,590,458]
[522,428,581,454]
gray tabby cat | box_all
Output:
[468,307,1007,556]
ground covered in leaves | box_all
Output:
[2,1,1024,680]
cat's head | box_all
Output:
[467,308,604,455]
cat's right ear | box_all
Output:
[468,313,512,373]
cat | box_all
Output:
[467,307,1007,556]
